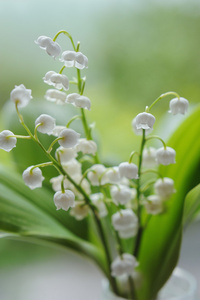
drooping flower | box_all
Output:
[58,128,80,148]
[154,177,175,199]
[62,159,82,176]
[111,253,139,277]
[144,195,164,215]
[55,146,77,163]
[119,162,138,179]
[10,84,32,108]
[35,114,56,135]
[112,209,138,239]
[169,97,189,115]
[22,166,44,190]
[106,167,122,184]
[66,93,91,110]
[156,146,176,165]
[131,117,153,136]
[35,36,61,58]
[52,126,66,137]
[53,190,75,211]
[76,138,97,155]
[135,112,155,130]
[43,71,69,90]
[70,201,89,220]
[90,193,107,218]
[50,175,69,192]
[87,164,107,186]
[110,185,133,205]
[0,130,17,152]
[60,51,88,69]
[45,89,67,105]
[142,147,157,167]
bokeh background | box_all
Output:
[0,0,200,299]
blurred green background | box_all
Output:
[0,0,200,298]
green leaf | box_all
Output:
[183,184,200,227]
[137,106,200,300]
[0,165,106,274]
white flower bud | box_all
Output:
[76,138,97,155]
[55,146,77,163]
[66,93,91,110]
[10,84,32,108]
[119,162,138,179]
[60,51,88,69]
[110,185,133,205]
[70,201,89,220]
[35,114,56,134]
[111,253,139,277]
[90,193,107,218]
[58,129,80,148]
[154,177,175,199]
[169,97,189,115]
[45,89,67,105]
[131,117,152,136]
[22,166,44,190]
[106,167,121,184]
[43,71,69,91]
[0,130,17,152]
[142,147,157,167]
[87,164,107,186]
[35,36,61,58]
[144,195,163,215]
[135,112,155,130]
[112,209,138,232]
[156,146,176,165]
[53,190,75,211]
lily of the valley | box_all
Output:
[10,84,32,108]
[112,209,138,239]
[169,97,189,115]
[53,190,75,211]
[58,128,80,148]
[55,146,77,163]
[60,51,88,69]
[87,164,107,186]
[35,36,61,58]
[135,112,155,130]
[76,138,97,155]
[45,89,67,105]
[144,195,163,215]
[131,117,153,136]
[111,253,139,277]
[156,146,176,165]
[66,93,91,110]
[35,114,56,134]
[110,185,133,205]
[23,166,44,189]
[154,177,175,199]
[119,162,138,179]
[0,130,17,152]
[70,201,89,220]
[43,71,69,90]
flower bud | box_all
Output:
[0,130,17,152]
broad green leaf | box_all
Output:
[183,184,200,227]
[137,106,200,300]
[0,165,106,274]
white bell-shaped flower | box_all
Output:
[70,201,89,220]
[156,146,176,165]
[169,97,189,115]
[50,175,69,192]
[142,147,157,167]
[112,209,138,232]
[0,130,17,152]
[106,167,121,184]
[135,112,155,130]
[110,185,133,205]
[53,190,75,211]
[118,226,138,239]
[131,117,153,136]
[144,195,163,215]
[52,125,66,137]
[35,36,61,58]
[87,164,107,186]
[43,71,69,90]
[66,93,91,110]
[58,128,80,148]
[119,162,138,179]
[62,159,82,176]
[55,146,77,163]
[45,89,67,105]
[76,138,97,155]
[111,253,139,277]
[23,166,44,190]
[10,84,32,108]
[90,193,107,218]
[154,177,175,199]
[35,114,56,135]
[60,51,88,69]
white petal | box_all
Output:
[35,114,56,134]
[23,166,44,190]
[54,190,75,211]
[58,128,80,148]
[0,130,17,152]
[10,84,32,108]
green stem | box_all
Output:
[146,91,180,112]
[53,30,76,51]
[145,135,167,149]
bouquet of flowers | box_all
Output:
[0,30,199,300]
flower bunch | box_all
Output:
[0,30,190,300]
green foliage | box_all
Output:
[136,106,200,300]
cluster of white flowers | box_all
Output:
[0,31,190,285]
